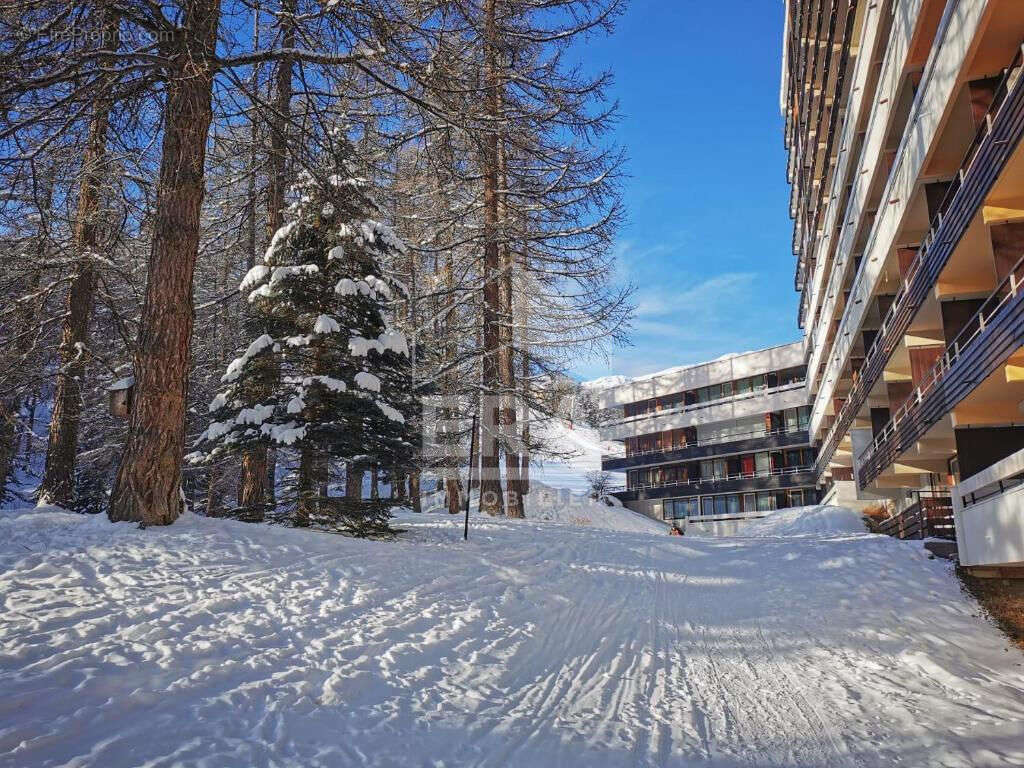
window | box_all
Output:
[755,452,770,474]
[671,498,697,518]
[743,493,756,512]
[736,377,751,395]
[727,494,741,515]
[714,495,727,515]
[751,374,766,390]
[785,408,799,432]
[702,497,715,516]
[700,460,712,479]
[756,492,775,512]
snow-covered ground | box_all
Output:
[3,504,1024,767]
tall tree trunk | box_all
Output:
[478,0,504,516]
[346,462,363,499]
[296,447,316,527]
[108,0,222,526]
[518,248,530,498]
[445,476,462,514]
[0,402,17,500]
[394,467,407,502]
[239,0,294,516]
[409,469,422,513]
[519,345,530,497]
[496,132,521,518]
[370,466,379,499]
[39,7,116,507]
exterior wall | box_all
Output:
[600,384,807,442]
[954,447,1024,567]
[596,342,804,411]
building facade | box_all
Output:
[597,342,819,533]
[783,0,1024,566]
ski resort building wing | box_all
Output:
[596,342,819,533]
[782,0,1024,569]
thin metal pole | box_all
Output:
[464,412,478,541]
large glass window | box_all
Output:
[785,408,799,432]
[756,491,775,512]
[702,497,715,516]
[727,494,741,515]
[743,493,756,512]
[714,495,727,515]
[755,452,770,474]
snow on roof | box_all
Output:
[582,341,802,392]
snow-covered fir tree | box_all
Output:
[194,133,415,535]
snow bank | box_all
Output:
[733,504,867,537]
[523,483,666,535]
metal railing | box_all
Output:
[814,44,1024,480]
[614,465,815,494]
[603,425,809,462]
[869,491,955,541]
[605,381,805,429]
[857,253,1024,487]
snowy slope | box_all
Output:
[528,418,623,494]
[727,504,866,537]
[3,506,1024,767]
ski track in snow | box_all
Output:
[2,508,1024,767]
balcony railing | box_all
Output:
[814,44,1024,480]
[602,426,809,462]
[614,465,815,494]
[605,381,805,429]
[868,491,955,541]
[856,254,1024,488]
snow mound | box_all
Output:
[733,504,867,537]
[524,484,666,535]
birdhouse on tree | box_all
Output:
[107,376,135,419]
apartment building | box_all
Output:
[783,0,1024,568]
[597,343,818,534]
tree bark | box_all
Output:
[296,447,316,527]
[496,130,521,518]
[445,476,462,514]
[370,466,379,499]
[40,8,115,506]
[0,402,17,499]
[478,0,504,516]
[108,0,222,526]
[409,469,422,513]
[519,345,530,497]
[346,462,363,499]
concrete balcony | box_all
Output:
[602,430,811,472]
[809,0,993,438]
[857,254,1024,488]
[599,383,807,442]
[815,41,1024,478]
[612,466,817,504]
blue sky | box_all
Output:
[575,0,801,380]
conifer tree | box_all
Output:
[195,133,414,535]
